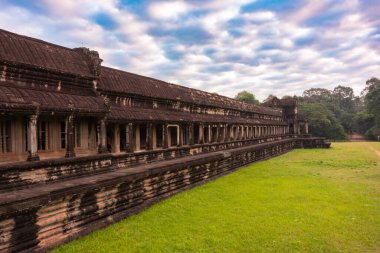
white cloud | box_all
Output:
[0,0,379,101]
[288,0,331,23]
[243,11,276,22]
[148,1,191,20]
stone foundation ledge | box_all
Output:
[0,139,296,253]
[0,136,289,193]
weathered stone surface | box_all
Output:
[0,139,304,252]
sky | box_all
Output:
[0,0,379,101]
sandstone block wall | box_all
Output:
[0,137,327,252]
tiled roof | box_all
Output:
[0,29,93,77]
[0,81,106,115]
[280,98,297,106]
[108,104,287,125]
[99,66,282,116]
[0,28,283,118]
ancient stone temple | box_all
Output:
[0,28,329,252]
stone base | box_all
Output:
[64,151,76,158]
[97,145,109,154]
[27,153,40,162]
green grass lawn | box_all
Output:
[53,142,380,253]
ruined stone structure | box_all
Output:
[0,29,330,252]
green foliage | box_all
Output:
[353,112,375,134]
[54,143,380,253]
[302,88,332,103]
[301,85,364,134]
[363,77,380,140]
[299,103,346,139]
[234,91,259,104]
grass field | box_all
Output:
[53,142,380,253]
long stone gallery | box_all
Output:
[0,29,329,252]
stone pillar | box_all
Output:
[199,124,204,144]
[126,123,134,153]
[208,124,212,143]
[216,125,220,142]
[113,124,121,153]
[97,118,107,153]
[189,123,194,145]
[27,114,40,161]
[146,123,154,150]
[178,125,183,146]
[65,114,76,158]
[163,123,169,148]
[305,123,309,134]
[223,125,227,142]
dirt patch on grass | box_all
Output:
[366,144,380,158]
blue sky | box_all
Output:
[0,0,379,100]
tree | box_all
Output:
[302,88,331,103]
[362,77,380,139]
[301,85,363,133]
[332,86,357,114]
[299,102,346,140]
[235,91,259,104]
[353,112,375,135]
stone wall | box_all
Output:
[0,137,327,252]
[0,136,287,192]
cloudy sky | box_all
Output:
[0,0,379,100]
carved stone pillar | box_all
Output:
[113,124,120,153]
[207,124,212,143]
[215,125,219,142]
[65,114,76,158]
[97,118,108,153]
[163,123,169,148]
[199,124,204,144]
[27,114,40,161]
[146,123,154,150]
[305,123,309,134]
[189,123,194,145]
[222,125,227,142]
[238,125,243,140]
[178,125,183,146]
[126,123,134,153]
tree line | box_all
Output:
[235,77,380,140]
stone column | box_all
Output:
[163,123,169,148]
[97,118,107,153]
[113,124,120,153]
[199,124,204,144]
[208,124,212,143]
[216,125,220,142]
[146,123,154,150]
[65,114,76,158]
[126,123,134,153]
[178,125,183,146]
[27,114,40,161]
[223,125,227,142]
[189,123,194,145]
[305,123,309,134]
